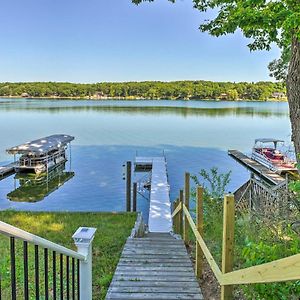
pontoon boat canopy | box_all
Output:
[7,134,74,155]
[254,138,284,144]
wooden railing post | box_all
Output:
[196,186,204,279]
[177,198,181,234]
[179,189,184,235]
[172,199,178,233]
[221,194,235,300]
[183,172,190,244]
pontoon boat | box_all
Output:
[251,138,297,174]
[7,134,74,174]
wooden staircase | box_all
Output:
[106,232,203,300]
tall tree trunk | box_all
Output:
[286,37,300,164]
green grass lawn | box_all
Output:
[0,211,136,299]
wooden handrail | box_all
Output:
[183,204,223,282]
[222,253,300,285]
[171,202,182,218]
[174,194,300,290]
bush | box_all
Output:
[190,167,300,299]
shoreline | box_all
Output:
[0,96,288,102]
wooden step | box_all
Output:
[106,233,203,300]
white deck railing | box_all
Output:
[0,221,85,260]
[0,220,96,300]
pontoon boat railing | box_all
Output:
[18,149,67,168]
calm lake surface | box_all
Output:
[0,99,291,218]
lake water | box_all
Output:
[0,99,291,218]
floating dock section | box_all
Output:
[135,157,172,233]
[228,150,285,185]
[0,162,16,180]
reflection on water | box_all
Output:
[7,163,74,203]
[0,98,291,213]
[0,99,289,118]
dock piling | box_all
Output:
[132,182,137,212]
[126,161,131,212]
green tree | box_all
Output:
[133,0,300,161]
[0,80,284,100]
[226,89,239,100]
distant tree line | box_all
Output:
[0,81,286,100]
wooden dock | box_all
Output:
[228,150,285,185]
[0,162,16,180]
[106,157,203,299]
[135,157,172,233]
[106,232,203,300]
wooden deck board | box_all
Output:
[122,250,188,255]
[116,266,194,272]
[123,243,184,248]
[121,255,193,260]
[108,281,200,288]
[117,262,193,267]
[228,150,285,185]
[108,286,201,293]
[112,276,199,283]
[106,233,203,300]
[106,293,203,300]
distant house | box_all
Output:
[219,93,228,99]
[272,92,286,99]
[94,92,108,99]
[21,93,30,98]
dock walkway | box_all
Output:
[135,157,172,233]
[106,156,203,299]
[0,162,16,180]
[106,233,203,300]
[228,150,285,185]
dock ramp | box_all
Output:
[135,157,172,233]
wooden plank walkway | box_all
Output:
[0,162,16,180]
[228,150,285,185]
[135,157,172,233]
[106,233,203,300]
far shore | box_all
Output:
[0,95,288,102]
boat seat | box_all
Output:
[264,150,274,159]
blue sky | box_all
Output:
[0,0,280,83]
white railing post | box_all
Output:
[72,227,97,300]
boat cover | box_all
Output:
[254,138,284,144]
[7,134,74,155]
